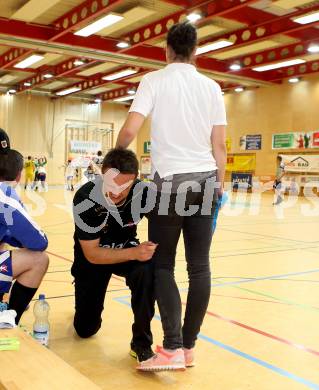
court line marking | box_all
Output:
[210,268,319,288]
[211,293,292,306]
[47,251,319,310]
[232,285,319,313]
[218,227,315,244]
[32,287,130,301]
[197,306,319,358]
[114,296,319,390]
[47,251,73,263]
[211,245,319,259]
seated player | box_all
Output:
[0,129,49,324]
[72,148,156,363]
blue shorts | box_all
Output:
[0,251,13,294]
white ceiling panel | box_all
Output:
[11,0,62,22]
[28,53,66,68]
[98,6,156,36]
[273,0,313,10]
[77,62,119,77]
[211,38,296,60]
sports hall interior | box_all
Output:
[0,0,319,389]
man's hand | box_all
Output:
[130,241,158,262]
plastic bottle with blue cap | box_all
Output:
[33,294,50,346]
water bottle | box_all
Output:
[33,294,50,347]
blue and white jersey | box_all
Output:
[0,182,48,251]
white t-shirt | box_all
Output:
[129,63,227,178]
[65,165,75,178]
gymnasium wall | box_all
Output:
[1,73,319,184]
[0,94,132,184]
[135,73,319,177]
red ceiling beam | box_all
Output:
[0,47,33,70]
[99,83,139,101]
[50,0,123,40]
[0,0,123,68]
[119,0,256,51]
[99,79,242,102]
[0,17,279,87]
[159,0,191,7]
[0,18,120,55]
[196,4,319,54]
[16,58,99,93]
[226,37,319,71]
[53,66,149,97]
[124,44,276,82]
[269,59,319,82]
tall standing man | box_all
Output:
[116,22,227,371]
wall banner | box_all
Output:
[272,131,319,149]
[140,156,151,175]
[280,154,319,173]
[144,141,151,154]
[240,134,262,150]
[70,140,101,154]
[272,133,294,149]
[226,154,256,172]
[231,172,252,190]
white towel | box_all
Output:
[0,310,17,329]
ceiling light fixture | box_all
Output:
[196,40,233,55]
[56,87,81,96]
[14,54,44,69]
[307,44,319,53]
[114,96,134,102]
[94,98,102,103]
[252,59,305,72]
[24,82,32,87]
[186,13,202,23]
[116,41,130,49]
[234,87,244,93]
[43,73,54,79]
[8,89,17,94]
[288,77,299,83]
[74,14,124,37]
[73,59,85,66]
[229,63,241,71]
[102,69,138,81]
[293,11,319,25]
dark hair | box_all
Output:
[102,148,138,176]
[277,155,282,162]
[0,128,10,152]
[97,150,103,156]
[167,22,197,61]
[0,149,24,181]
[28,156,32,160]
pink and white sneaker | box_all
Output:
[183,348,195,367]
[137,345,186,371]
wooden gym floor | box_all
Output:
[18,187,319,390]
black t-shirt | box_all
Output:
[72,177,149,273]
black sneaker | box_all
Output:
[130,345,154,362]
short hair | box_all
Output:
[97,150,103,156]
[0,128,10,152]
[167,22,197,61]
[277,155,282,162]
[0,149,24,181]
[28,156,32,160]
[102,148,138,176]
